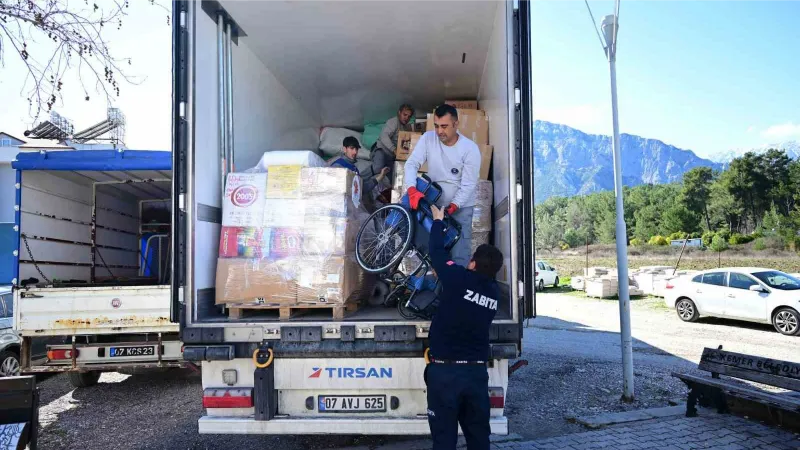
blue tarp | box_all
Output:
[0,223,15,285]
[12,150,172,171]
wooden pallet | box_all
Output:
[228,302,359,321]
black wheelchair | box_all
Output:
[355,175,461,319]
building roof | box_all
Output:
[0,132,26,144]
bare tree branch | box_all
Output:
[0,0,165,122]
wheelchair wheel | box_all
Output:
[356,204,414,274]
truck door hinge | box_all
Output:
[516,183,523,202]
[178,194,186,210]
[513,0,519,12]
[518,281,525,298]
[514,88,521,106]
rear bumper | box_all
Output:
[23,361,185,374]
[198,415,508,435]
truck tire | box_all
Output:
[68,370,101,388]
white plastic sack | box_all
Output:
[319,127,370,160]
[246,150,326,173]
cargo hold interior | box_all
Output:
[190,1,516,324]
[18,168,172,287]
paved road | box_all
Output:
[34,291,797,449]
[530,292,796,368]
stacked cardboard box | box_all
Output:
[216,167,368,308]
[471,181,493,255]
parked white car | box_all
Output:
[664,268,800,336]
[0,287,20,377]
[535,260,559,291]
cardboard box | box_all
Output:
[263,199,306,227]
[426,109,489,145]
[300,167,354,197]
[457,109,489,145]
[295,257,362,304]
[395,131,422,161]
[479,144,493,180]
[215,258,297,305]
[219,227,271,258]
[300,167,364,212]
[445,100,478,110]
[222,173,268,227]
[301,218,359,256]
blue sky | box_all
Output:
[531,0,800,158]
[1,1,797,158]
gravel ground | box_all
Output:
[33,290,796,448]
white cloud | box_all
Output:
[534,104,606,134]
[762,122,800,140]
[746,126,755,133]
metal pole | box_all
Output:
[225,22,235,173]
[603,13,634,402]
[217,14,227,200]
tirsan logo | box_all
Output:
[231,185,258,207]
[309,367,393,379]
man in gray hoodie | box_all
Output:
[371,103,415,185]
[403,104,481,267]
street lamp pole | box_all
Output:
[602,13,634,402]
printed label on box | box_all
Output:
[222,173,268,227]
[266,165,302,199]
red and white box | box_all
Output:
[222,173,268,227]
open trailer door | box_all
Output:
[515,0,536,320]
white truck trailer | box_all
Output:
[12,150,183,387]
[172,0,537,435]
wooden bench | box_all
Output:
[673,346,800,422]
[0,375,39,450]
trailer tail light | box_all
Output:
[535,271,539,277]
[47,349,79,360]
[665,282,675,290]
[202,388,253,408]
[488,387,505,408]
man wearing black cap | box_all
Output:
[329,136,389,199]
[424,205,503,450]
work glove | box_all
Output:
[407,187,424,210]
[446,203,458,215]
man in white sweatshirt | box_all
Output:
[403,104,481,266]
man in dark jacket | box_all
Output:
[425,205,504,450]
[329,136,389,198]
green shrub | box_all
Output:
[762,235,786,251]
[728,233,754,245]
[753,238,766,251]
[668,231,687,241]
[710,235,729,252]
[701,231,716,247]
[560,242,570,250]
[716,229,731,242]
[648,235,669,246]
[630,237,643,247]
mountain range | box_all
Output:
[532,120,798,203]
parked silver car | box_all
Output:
[0,287,21,377]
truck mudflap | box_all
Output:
[198,416,508,435]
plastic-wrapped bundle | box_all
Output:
[471,231,491,255]
[472,181,493,232]
[216,166,369,307]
